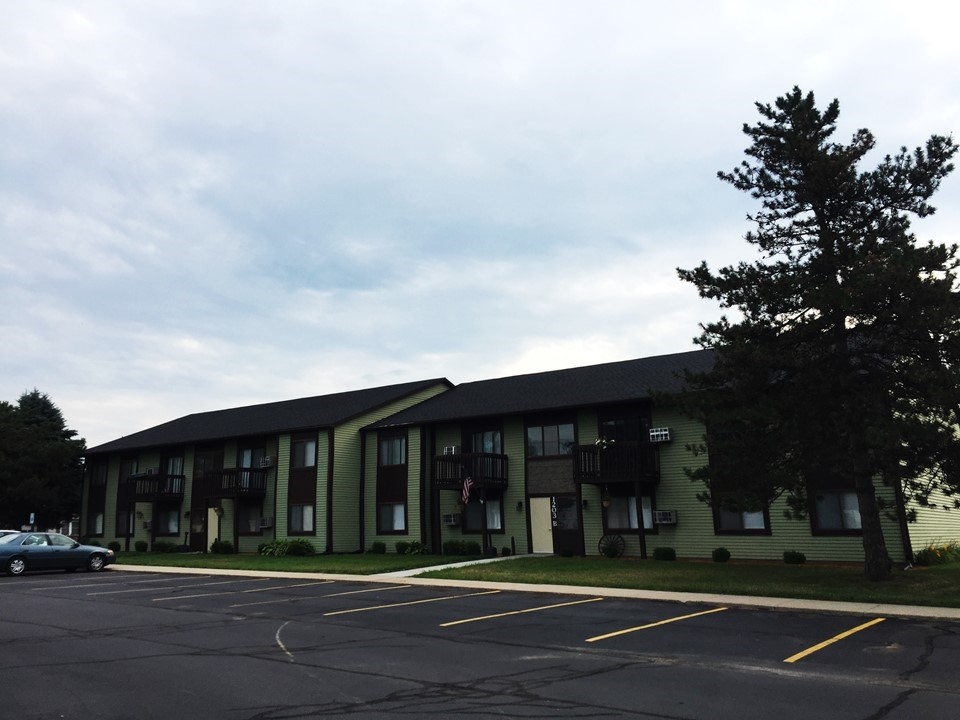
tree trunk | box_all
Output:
[855,476,892,581]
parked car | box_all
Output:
[0,532,115,576]
[0,530,20,537]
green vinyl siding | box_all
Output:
[907,486,960,551]
[346,382,449,552]
[365,429,423,549]
[435,424,464,551]
[275,434,291,540]
[578,408,605,557]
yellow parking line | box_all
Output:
[783,617,886,663]
[440,597,604,627]
[324,590,501,616]
[586,606,729,643]
[230,584,409,608]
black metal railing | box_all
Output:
[573,443,659,485]
[194,468,268,498]
[124,473,186,501]
[434,452,508,490]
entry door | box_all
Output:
[551,495,583,556]
[189,509,206,552]
[530,497,553,553]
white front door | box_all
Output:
[530,497,553,554]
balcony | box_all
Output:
[195,468,268,499]
[573,443,660,485]
[124,472,186,501]
[434,452,508,491]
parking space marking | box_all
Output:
[323,590,501,617]
[440,596,604,627]
[783,617,886,664]
[152,580,334,601]
[29,576,198,591]
[230,583,409,608]
[93,577,271,596]
[585,606,729,642]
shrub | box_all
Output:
[210,539,233,554]
[405,541,427,555]
[501,546,512,557]
[783,550,807,565]
[484,546,498,557]
[88,540,102,547]
[652,547,676,561]
[712,547,731,563]
[134,540,148,552]
[107,541,121,552]
[443,540,463,556]
[395,541,411,555]
[286,538,316,556]
[152,540,177,553]
[914,541,960,566]
[461,541,482,556]
[369,541,386,554]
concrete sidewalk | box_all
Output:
[111,556,960,623]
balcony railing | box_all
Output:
[194,468,268,498]
[434,452,508,490]
[573,443,659,485]
[123,473,186,501]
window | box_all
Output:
[463,496,504,533]
[86,511,104,536]
[292,439,317,468]
[814,491,862,531]
[378,503,406,533]
[238,503,262,534]
[605,492,653,531]
[714,493,769,533]
[289,504,314,533]
[116,510,134,537]
[526,422,575,457]
[379,436,406,466]
[165,455,184,475]
[471,430,502,454]
[156,506,180,536]
[90,464,107,486]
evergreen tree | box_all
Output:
[0,390,86,529]
[678,87,959,580]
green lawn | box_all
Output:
[111,552,960,608]
[422,556,960,608]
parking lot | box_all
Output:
[2,569,958,719]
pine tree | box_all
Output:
[678,87,959,580]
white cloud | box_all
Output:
[0,0,957,446]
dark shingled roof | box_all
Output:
[86,378,452,455]
[369,349,714,429]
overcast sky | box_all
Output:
[2,1,958,448]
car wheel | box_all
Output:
[87,554,105,572]
[6,557,26,576]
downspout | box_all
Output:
[356,430,367,552]
[894,480,914,567]
[635,480,648,560]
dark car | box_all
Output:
[0,532,115,576]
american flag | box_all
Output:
[461,476,474,504]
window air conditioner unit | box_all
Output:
[442,445,460,456]
[259,456,276,468]
[654,510,677,525]
[442,513,461,526]
[259,516,274,529]
[145,467,159,475]
[649,428,672,443]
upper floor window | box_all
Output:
[471,430,502,455]
[89,463,108,486]
[526,423,575,457]
[165,455,184,475]
[292,438,317,468]
[379,436,406,466]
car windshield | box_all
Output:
[0,534,20,545]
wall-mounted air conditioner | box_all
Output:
[649,428,672,443]
[654,510,677,525]
[259,516,274,529]
[442,445,460,456]
[145,467,159,475]
[442,513,461,526]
